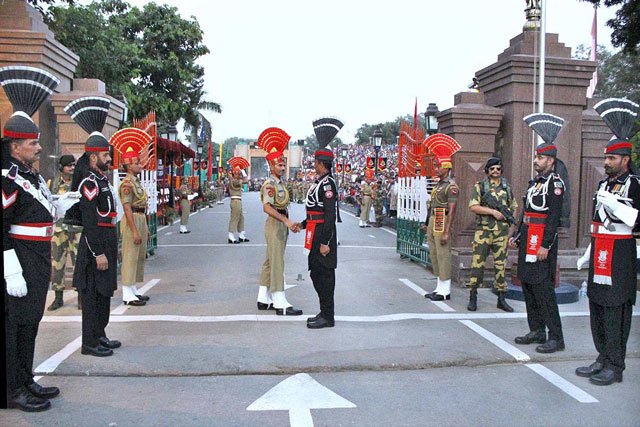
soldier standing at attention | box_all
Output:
[422,134,461,301]
[359,175,372,227]
[575,98,639,386]
[466,157,516,312]
[65,96,121,357]
[178,182,195,234]
[255,127,303,315]
[510,113,569,354]
[113,128,153,306]
[227,157,250,243]
[2,65,61,412]
[48,154,82,311]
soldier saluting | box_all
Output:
[510,113,570,354]
[575,98,640,386]
[2,65,61,411]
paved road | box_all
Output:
[3,193,639,426]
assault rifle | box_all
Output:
[481,192,516,225]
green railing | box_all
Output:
[396,218,431,267]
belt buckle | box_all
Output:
[46,225,54,237]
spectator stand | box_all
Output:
[396,120,436,266]
[112,111,159,256]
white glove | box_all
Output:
[241,169,247,178]
[4,249,27,297]
[576,244,591,271]
[596,189,621,210]
[597,190,639,227]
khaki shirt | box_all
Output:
[260,176,289,209]
[430,177,458,210]
[362,182,372,196]
[229,178,243,197]
[119,173,148,210]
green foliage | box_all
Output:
[46,0,219,127]
[579,0,640,55]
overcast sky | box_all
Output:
[126,0,617,145]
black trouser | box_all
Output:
[521,278,563,341]
[80,288,111,347]
[5,319,39,396]
[310,265,336,322]
[590,300,633,374]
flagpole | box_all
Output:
[538,0,546,117]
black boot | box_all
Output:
[467,288,477,311]
[497,292,514,312]
[77,291,82,310]
[47,290,64,311]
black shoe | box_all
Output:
[535,339,565,353]
[257,302,273,310]
[497,293,514,313]
[467,289,477,311]
[123,299,146,306]
[99,337,122,349]
[307,313,322,323]
[81,344,113,357]
[27,382,60,399]
[135,294,150,301]
[275,307,303,316]
[576,362,604,378]
[47,291,64,311]
[307,317,335,329]
[228,239,239,244]
[426,292,450,301]
[239,238,250,242]
[180,230,191,234]
[8,388,51,412]
[515,330,546,345]
[589,368,622,386]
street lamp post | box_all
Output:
[164,124,178,207]
[425,103,439,135]
[372,128,383,176]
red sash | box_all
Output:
[304,211,324,255]
[524,212,547,263]
[592,232,633,285]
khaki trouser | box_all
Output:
[180,199,190,225]
[228,199,244,232]
[120,212,148,284]
[427,215,451,281]
[259,216,288,292]
[361,195,372,222]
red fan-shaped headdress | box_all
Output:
[258,127,290,163]
[109,127,153,164]
[423,133,461,169]
[228,156,250,171]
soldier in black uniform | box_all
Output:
[296,117,343,329]
[1,65,61,411]
[575,98,640,386]
[510,113,568,354]
[65,96,122,357]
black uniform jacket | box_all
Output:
[301,173,338,270]
[588,172,639,306]
[72,169,118,297]
[2,156,54,324]
[517,171,564,284]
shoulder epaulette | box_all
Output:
[1,164,19,180]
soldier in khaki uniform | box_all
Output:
[178,183,195,234]
[359,176,372,227]
[256,127,302,315]
[227,157,250,243]
[467,157,517,312]
[48,155,82,311]
[115,133,153,307]
[422,134,461,301]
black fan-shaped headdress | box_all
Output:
[0,65,60,139]
[64,96,111,152]
[524,112,565,157]
[313,117,344,149]
[593,98,639,156]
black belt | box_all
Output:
[276,208,288,218]
[132,207,146,214]
[306,212,324,221]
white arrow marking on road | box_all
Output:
[247,373,356,427]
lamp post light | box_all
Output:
[372,128,383,176]
[165,124,179,207]
[425,103,439,135]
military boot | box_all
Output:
[77,291,82,310]
[47,290,64,311]
[497,292,514,312]
[467,288,477,311]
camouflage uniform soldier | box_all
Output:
[467,157,517,312]
[48,155,82,311]
[373,180,384,227]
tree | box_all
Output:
[580,0,640,55]
[574,44,640,101]
[46,0,220,127]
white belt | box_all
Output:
[10,224,54,237]
[590,223,633,236]
[231,196,242,200]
